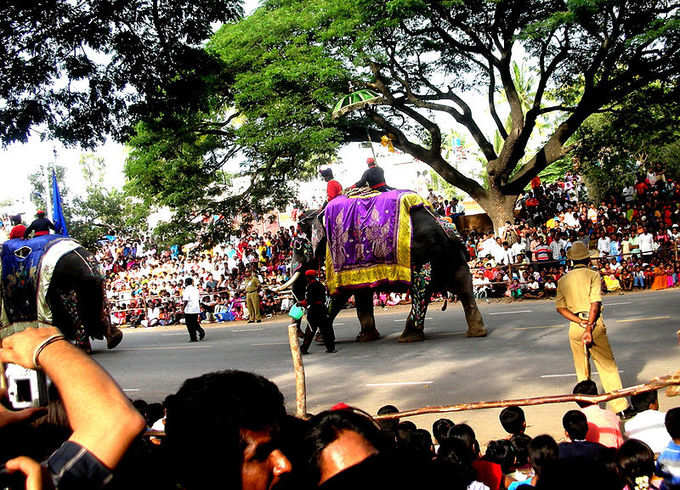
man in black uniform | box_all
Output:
[23,210,56,238]
[300,270,336,354]
[351,157,391,192]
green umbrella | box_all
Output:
[332,89,386,119]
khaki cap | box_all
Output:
[567,241,590,261]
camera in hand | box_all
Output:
[0,465,26,490]
[5,363,48,409]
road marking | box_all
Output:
[366,381,433,387]
[540,370,623,378]
[514,325,563,330]
[161,333,187,336]
[251,342,289,346]
[123,388,140,392]
[335,323,345,326]
[489,310,533,315]
[117,345,211,351]
[616,316,670,323]
[606,302,632,306]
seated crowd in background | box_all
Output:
[458,166,680,299]
[2,327,679,489]
[99,227,299,326]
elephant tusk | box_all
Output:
[276,271,301,291]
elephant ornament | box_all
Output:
[280,189,487,343]
[0,235,123,353]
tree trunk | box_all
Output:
[476,189,518,233]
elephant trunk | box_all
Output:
[277,271,302,291]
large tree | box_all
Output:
[0,0,242,147]
[230,0,680,230]
[125,0,680,233]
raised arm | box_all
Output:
[0,327,145,469]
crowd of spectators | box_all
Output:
[2,327,679,489]
[438,167,680,300]
[98,227,300,327]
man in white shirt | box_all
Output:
[182,277,205,342]
[597,233,611,257]
[500,242,514,265]
[550,233,564,260]
[624,390,670,454]
[564,209,579,228]
[638,227,656,256]
[511,240,526,259]
[622,185,635,203]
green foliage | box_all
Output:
[69,188,150,249]
[0,0,242,147]
[125,0,680,238]
[28,165,69,213]
[573,82,680,198]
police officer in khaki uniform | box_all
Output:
[244,269,262,323]
[555,241,630,416]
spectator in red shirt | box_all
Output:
[8,214,25,239]
[320,168,343,203]
[635,178,649,197]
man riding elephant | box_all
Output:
[277,190,486,344]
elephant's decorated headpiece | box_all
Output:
[290,236,314,274]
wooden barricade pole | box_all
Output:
[287,323,307,417]
[374,373,680,420]
[144,371,680,439]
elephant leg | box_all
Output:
[400,263,432,343]
[328,291,351,324]
[315,291,350,343]
[354,290,380,342]
[452,265,487,337]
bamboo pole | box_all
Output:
[287,322,307,418]
[374,373,680,420]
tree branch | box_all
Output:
[488,60,507,140]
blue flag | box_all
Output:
[51,170,69,236]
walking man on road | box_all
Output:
[183,277,205,342]
[554,241,630,418]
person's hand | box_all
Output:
[582,328,593,347]
[0,327,62,369]
[0,389,45,428]
[4,456,46,490]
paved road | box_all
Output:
[93,289,680,444]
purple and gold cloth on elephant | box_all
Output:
[324,190,430,295]
[0,236,81,337]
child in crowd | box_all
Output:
[656,407,680,489]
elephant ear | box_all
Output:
[310,214,325,257]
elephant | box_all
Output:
[278,203,487,343]
[1,237,123,353]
